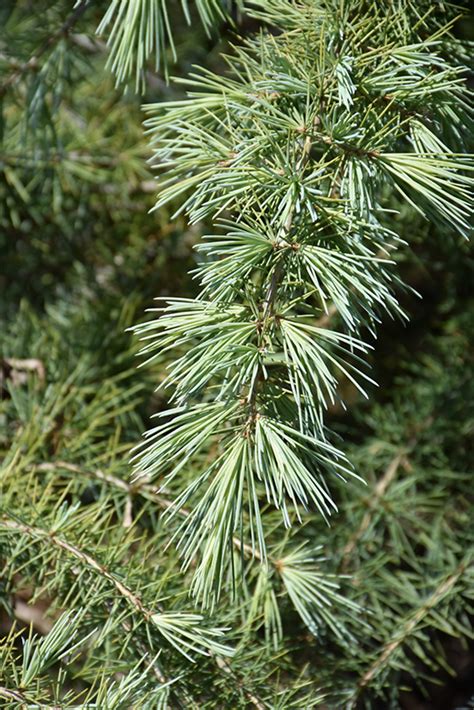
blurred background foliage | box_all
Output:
[0,1,473,708]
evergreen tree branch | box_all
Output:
[0,516,160,618]
[340,450,407,568]
[31,459,357,649]
[0,686,32,706]
[0,515,232,661]
[341,415,436,569]
[2,1,472,704]
[353,559,470,701]
[34,459,261,557]
[1,500,267,708]
[97,0,231,88]
[137,0,473,609]
[0,0,91,97]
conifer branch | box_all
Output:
[2,1,472,704]
[136,0,474,609]
[341,415,435,569]
[30,460,357,649]
[0,0,91,97]
[97,0,230,88]
[1,508,267,707]
[35,459,261,557]
[353,560,470,700]
[341,450,407,568]
[0,515,232,661]
[0,686,31,706]
[1,516,151,614]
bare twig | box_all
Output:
[14,598,54,636]
[0,685,61,710]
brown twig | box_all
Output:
[14,598,54,636]
[0,686,32,707]
[2,358,46,384]
[0,0,91,97]
[35,461,262,560]
[0,685,61,709]
[354,560,468,698]
[3,489,265,708]
[340,450,407,570]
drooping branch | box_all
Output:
[0,515,230,660]
[135,0,473,610]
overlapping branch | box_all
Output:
[134,0,474,616]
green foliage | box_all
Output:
[1,0,473,708]
[137,0,474,610]
[97,0,234,87]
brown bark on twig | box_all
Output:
[341,450,406,570]
[0,0,91,96]
[355,561,467,696]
